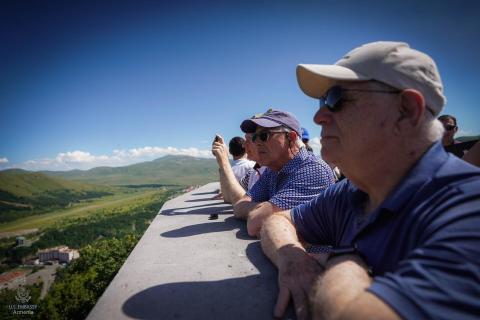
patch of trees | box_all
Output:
[0,235,138,319]
[0,188,179,318]
[3,191,171,265]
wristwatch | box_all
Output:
[327,245,361,261]
[327,244,373,275]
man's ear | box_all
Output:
[397,89,426,127]
[287,131,295,143]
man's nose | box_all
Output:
[313,105,333,125]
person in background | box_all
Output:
[239,132,267,191]
[301,127,314,152]
[229,136,255,182]
[438,114,458,147]
[438,114,479,157]
[260,41,480,319]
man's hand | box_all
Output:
[275,244,325,320]
[211,134,229,167]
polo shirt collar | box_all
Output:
[278,147,308,175]
[379,142,448,213]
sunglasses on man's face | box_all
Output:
[252,130,288,143]
[319,85,401,112]
[444,124,457,131]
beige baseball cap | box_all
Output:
[296,41,446,115]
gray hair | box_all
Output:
[424,118,444,143]
[296,136,305,148]
[271,125,305,149]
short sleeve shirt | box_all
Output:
[240,166,267,191]
[247,148,335,209]
[231,159,255,182]
[291,142,480,319]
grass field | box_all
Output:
[0,188,167,236]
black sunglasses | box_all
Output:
[319,85,400,112]
[252,130,288,143]
[444,124,457,131]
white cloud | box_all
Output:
[309,136,322,156]
[8,146,214,171]
[2,138,327,172]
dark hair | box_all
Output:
[229,137,246,157]
[438,114,457,126]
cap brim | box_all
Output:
[296,64,371,98]
[240,118,284,133]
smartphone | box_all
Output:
[212,134,220,156]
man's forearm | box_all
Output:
[261,213,326,319]
[260,212,303,267]
[310,255,372,320]
[218,162,246,204]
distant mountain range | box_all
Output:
[40,155,219,186]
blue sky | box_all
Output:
[1,0,479,171]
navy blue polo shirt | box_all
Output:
[291,142,480,319]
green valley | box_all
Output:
[0,170,113,224]
[0,155,218,318]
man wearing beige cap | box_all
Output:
[260,42,480,319]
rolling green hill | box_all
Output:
[42,155,219,186]
[0,170,113,223]
[457,135,480,142]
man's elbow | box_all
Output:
[247,209,275,238]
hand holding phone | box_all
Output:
[212,134,221,155]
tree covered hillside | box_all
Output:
[0,170,112,223]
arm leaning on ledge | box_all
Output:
[311,255,399,320]
[260,211,400,320]
[260,211,325,319]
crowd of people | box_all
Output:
[210,41,479,319]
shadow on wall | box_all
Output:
[161,216,250,240]
[190,191,219,196]
[121,241,295,319]
[160,202,232,216]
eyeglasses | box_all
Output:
[252,130,289,142]
[319,85,400,112]
[443,124,457,131]
[244,133,253,142]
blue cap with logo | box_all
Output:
[301,127,310,140]
[240,109,301,134]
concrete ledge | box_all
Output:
[87,182,293,319]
